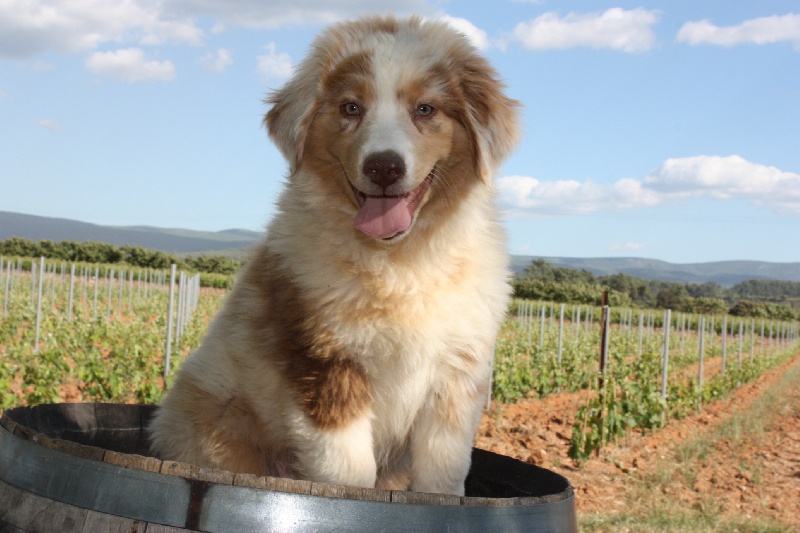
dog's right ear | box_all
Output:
[263,60,321,174]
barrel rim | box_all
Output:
[2,403,574,505]
[1,403,577,532]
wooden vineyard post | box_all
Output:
[721,315,728,377]
[637,311,644,360]
[2,259,11,316]
[598,291,609,390]
[67,263,75,322]
[698,316,705,410]
[538,305,545,351]
[661,309,671,425]
[738,320,743,369]
[92,265,99,318]
[526,301,533,347]
[33,257,45,354]
[164,264,177,384]
[557,304,565,366]
[596,291,610,455]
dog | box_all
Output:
[149,15,520,496]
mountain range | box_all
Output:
[2,211,798,286]
[0,211,262,257]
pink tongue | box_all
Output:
[354,196,412,239]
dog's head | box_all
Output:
[265,16,520,242]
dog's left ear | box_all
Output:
[264,60,321,174]
[459,55,521,185]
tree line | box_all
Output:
[0,237,242,275]
[513,259,799,321]
[3,239,796,319]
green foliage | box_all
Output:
[568,322,797,462]
[729,299,798,321]
[516,259,800,316]
[0,237,242,279]
[2,254,797,471]
[491,316,600,403]
[511,279,632,306]
[0,269,224,409]
[199,272,236,290]
[569,353,667,462]
[730,279,800,300]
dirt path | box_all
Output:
[476,352,800,530]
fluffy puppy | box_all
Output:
[149,15,520,496]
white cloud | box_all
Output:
[170,0,433,29]
[498,155,800,216]
[644,155,800,212]
[510,8,659,52]
[85,48,176,83]
[200,48,232,73]
[437,16,490,50]
[257,43,293,81]
[610,242,645,252]
[0,1,441,59]
[0,0,202,59]
[497,175,659,214]
[677,13,800,49]
[34,119,62,132]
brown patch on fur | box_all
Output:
[243,248,372,430]
[441,41,521,182]
[322,52,374,100]
[375,469,411,491]
[400,64,463,121]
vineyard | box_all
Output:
[495,301,798,460]
[2,257,798,463]
[0,258,224,409]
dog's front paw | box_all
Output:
[294,414,377,488]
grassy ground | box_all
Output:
[579,356,800,532]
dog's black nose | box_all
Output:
[363,151,406,190]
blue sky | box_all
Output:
[1,1,798,263]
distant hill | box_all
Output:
[2,211,798,285]
[0,211,262,255]
[510,256,800,287]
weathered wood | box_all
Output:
[0,414,18,434]
[391,490,462,506]
[140,524,195,533]
[41,433,106,462]
[82,510,147,533]
[461,496,519,507]
[0,480,88,532]
[233,473,313,495]
[103,450,162,473]
[311,482,391,503]
[10,425,36,443]
[159,461,235,485]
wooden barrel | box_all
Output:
[0,403,576,532]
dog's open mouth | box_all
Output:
[353,171,434,240]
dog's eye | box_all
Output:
[416,104,435,117]
[342,103,361,116]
